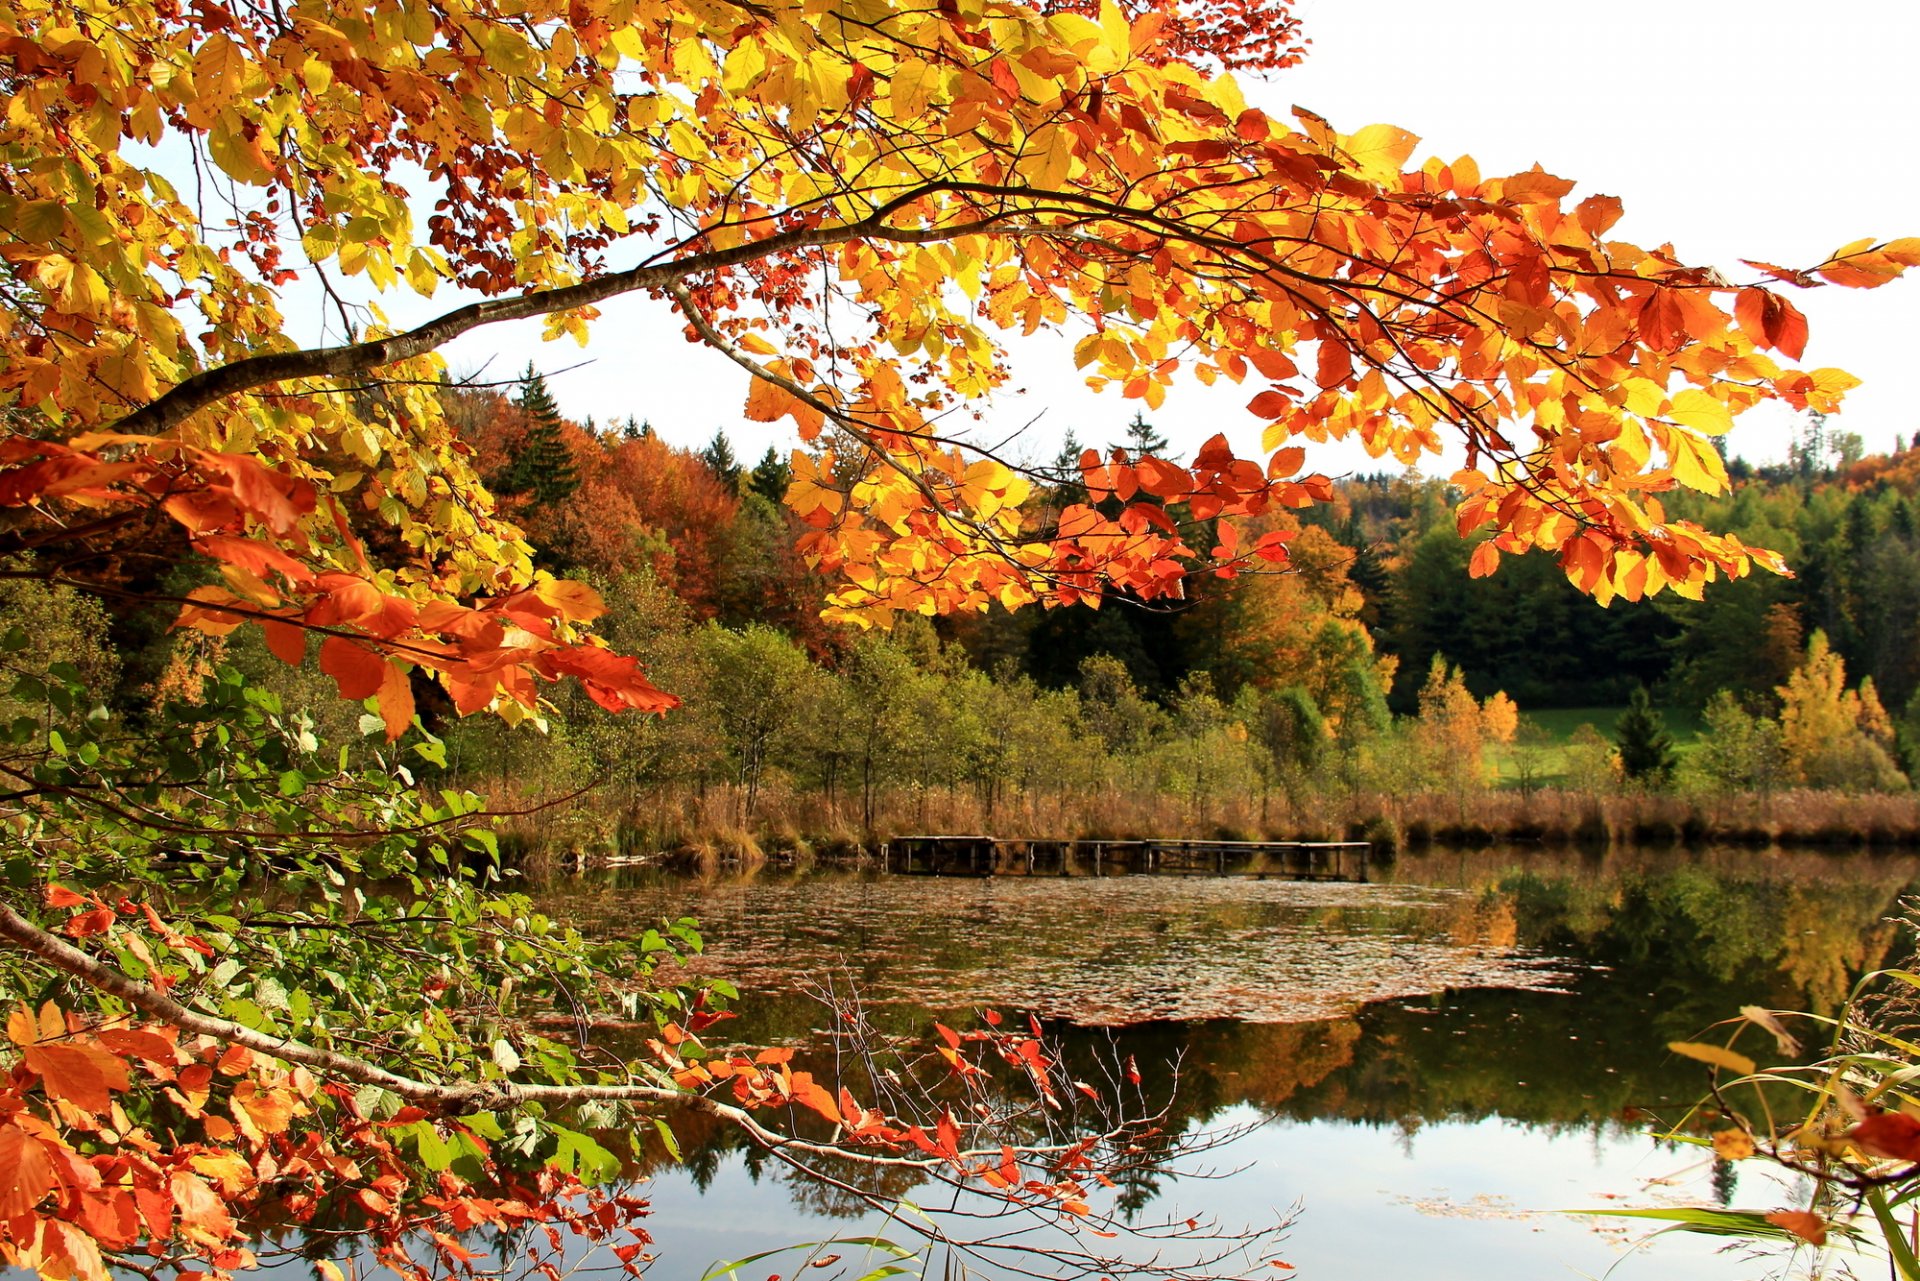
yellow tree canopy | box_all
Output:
[0,0,1912,727]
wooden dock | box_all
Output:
[879,835,1370,882]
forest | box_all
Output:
[5,0,1920,1275]
[161,373,1906,857]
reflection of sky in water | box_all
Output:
[223,864,1901,1281]
[641,1110,1814,1281]
[575,876,1572,1025]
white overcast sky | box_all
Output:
[419,0,1920,474]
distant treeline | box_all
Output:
[456,374,1920,722]
[10,374,1920,857]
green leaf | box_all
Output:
[1574,1206,1849,1242]
[1869,1187,1920,1280]
[653,1116,681,1163]
[549,1126,620,1183]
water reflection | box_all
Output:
[530,847,1920,1279]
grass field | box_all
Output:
[1487,703,1703,787]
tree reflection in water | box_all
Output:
[541,847,1918,1257]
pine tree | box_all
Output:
[701,430,741,487]
[1114,411,1169,459]
[1613,686,1676,786]
[748,446,790,503]
[495,364,579,505]
[620,415,653,442]
[1048,429,1088,506]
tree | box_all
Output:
[1684,690,1786,794]
[1114,411,1171,459]
[495,365,581,506]
[701,430,742,488]
[1613,686,1676,787]
[1778,630,1909,791]
[0,0,1915,1272]
[748,446,793,504]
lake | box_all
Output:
[536,846,1920,1281]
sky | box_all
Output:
[417,0,1920,476]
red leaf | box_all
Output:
[936,1110,962,1161]
[1848,1109,1920,1162]
[318,636,387,700]
[64,907,115,938]
[45,885,88,909]
[1314,339,1352,389]
[1246,390,1292,419]
[260,618,308,666]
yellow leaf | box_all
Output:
[1667,429,1727,495]
[1342,124,1419,185]
[1711,1128,1755,1160]
[1668,1041,1756,1076]
[1620,377,1667,418]
[1669,388,1733,436]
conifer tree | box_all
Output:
[495,364,579,505]
[1114,411,1170,459]
[1614,686,1676,786]
[748,446,791,503]
[702,430,742,487]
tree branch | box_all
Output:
[0,899,1039,1171]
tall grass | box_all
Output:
[488,777,1920,865]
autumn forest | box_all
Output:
[5,0,1920,1275]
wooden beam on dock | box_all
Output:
[878,835,1369,881]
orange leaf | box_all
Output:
[261,618,308,665]
[24,1042,130,1113]
[1314,339,1352,390]
[1246,390,1292,419]
[1468,542,1500,579]
[318,636,386,700]
[1734,288,1809,360]
[0,1123,56,1217]
[64,907,115,938]
[231,1080,296,1137]
[375,659,415,740]
[1134,457,1191,498]
[1765,1210,1827,1246]
[171,1170,236,1243]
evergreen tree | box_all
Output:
[1614,686,1676,786]
[748,446,791,503]
[1114,411,1170,458]
[1048,429,1089,506]
[620,415,654,441]
[702,429,741,487]
[494,364,579,505]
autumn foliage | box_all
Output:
[0,0,1916,1273]
[0,0,1912,737]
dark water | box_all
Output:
[534,846,1920,1281]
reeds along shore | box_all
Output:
[489,781,1920,871]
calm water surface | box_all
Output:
[535,847,1920,1281]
